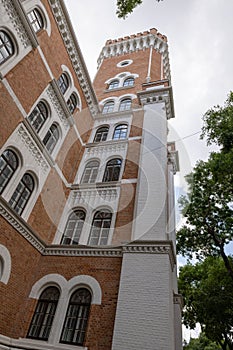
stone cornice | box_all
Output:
[137,85,175,119]
[0,197,176,266]
[48,0,99,117]
[1,0,39,48]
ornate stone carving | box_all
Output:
[17,125,49,172]
[87,142,127,156]
[72,187,118,205]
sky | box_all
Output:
[63,0,233,341]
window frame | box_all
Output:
[88,210,112,246]
[43,124,60,154]
[28,101,48,133]
[67,93,78,114]
[27,8,44,33]
[81,160,99,184]
[0,149,19,195]
[57,73,69,95]
[102,101,115,114]
[61,209,86,245]
[112,124,128,140]
[119,98,132,112]
[108,80,119,90]
[0,30,15,65]
[123,77,134,87]
[103,158,122,182]
[93,126,109,143]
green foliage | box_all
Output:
[179,257,233,349]
[116,0,162,18]
[183,333,220,350]
[177,92,233,279]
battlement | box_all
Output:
[105,28,167,45]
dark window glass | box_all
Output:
[61,210,85,245]
[0,31,14,65]
[9,173,34,215]
[103,158,122,182]
[93,127,109,142]
[102,101,114,114]
[108,80,119,90]
[81,161,99,184]
[88,211,112,245]
[113,124,128,140]
[28,101,48,133]
[58,74,69,95]
[43,124,59,154]
[67,93,78,114]
[60,289,91,345]
[119,98,131,111]
[27,9,44,33]
[27,287,60,340]
[0,149,18,195]
[123,77,134,87]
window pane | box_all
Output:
[102,101,114,114]
[67,93,78,114]
[27,9,44,33]
[43,124,59,154]
[93,127,109,142]
[0,149,18,195]
[113,124,128,140]
[119,99,131,111]
[61,210,85,245]
[81,161,99,184]
[58,74,69,94]
[9,173,34,215]
[123,77,134,87]
[0,31,14,64]
[88,211,112,246]
[28,102,48,133]
[103,159,122,182]
[108,80,119,90]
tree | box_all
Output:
[116,0,163,18]
[177,92,233,279]
[179,257,233,350]
[183,333,220,350]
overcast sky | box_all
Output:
[63,0,233,340]
[64,0,233,193]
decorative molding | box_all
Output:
[48,0,99,117]
[97,31,171,82]
[1,0,38,48]
[17,124,50,172]
[47,83,70,129]
[44,246,122,257]
[71,187,119,205]
[86,141,127,156]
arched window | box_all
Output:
[108,80,119,90]
[0,31,14,65]
[113,124,128,140]
[103,158,122,182]
[61,210,85,245]
[123,77,134,87]
[9,173,34,215]
[27,287,60,340]
[81,160,99,184]
[28,101,48,133]
[43,124,59,154]
[88,210,112,245]
[0,149,18,195]
[93,126,109,142]
[27,9,44,33]
[67,93,78,114]
[60,288,91,345]
[57,73,69,94]
[102,101,114,114]
[119,98,132,111]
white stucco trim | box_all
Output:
[0,244,11,284]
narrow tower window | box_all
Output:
[103,158,122,182]
[113,124,128,140]
[123,77,134,87]
[67,93,78,114]
[88,210,112,245]
[0,149,18,195]
[43,124,59,154]
[0,31,14,64]
[81,160,99,184]
[60,288,91,345]
[28,101,48,133]
[93,126,109,142]
[61,210,85,245]
[27,9,44,33]
[102,101,114,114]
[108,80,119,90]
[57,73,69,95]
[9,173,34,215]
[27,287,60,340]
[119,98,132,111]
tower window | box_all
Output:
[28,101,48,133]
[27,287,60,340]
[93,126,109,142]
[123,77,134,87]
[0,31,14,65]
[103,158,122,182]
[61,210,85,245]
[81,160,99,184]
[43,124,59,154]
[0,149,18,195]
[9,173,34,215]
[67,93,78,114]
[57,73,69,95]
[102,101,114,114]
[28,9,44,33]
[108,80,119,90]
[60,288,91,345]
[113,124,128,140]
[119,98,131,111]
[88,210,112,245]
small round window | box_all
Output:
[117,59,133,68]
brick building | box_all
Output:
[0,0,182,349]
